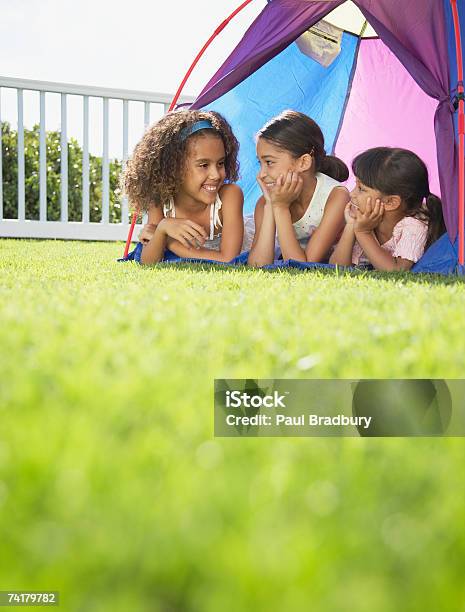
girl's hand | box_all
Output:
[257,175,272,206]
[354,197,384,234]
[139,223,157,244]
[271,171,303,209]
[344,202,357,225]
[158,218,208,249]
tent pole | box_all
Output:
[168,0,255,114]
[450,0,464,266]
[123,0,255,258]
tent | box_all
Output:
[186,0,464,274]
[124,0,464,274]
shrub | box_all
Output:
[1,121,124,222]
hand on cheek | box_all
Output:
[354,197,384,233]
[271,171,303,209]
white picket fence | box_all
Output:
[0,76,194,241]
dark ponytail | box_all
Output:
[320,155,349,182]
[352,147,446,250]
[424,193,446,249]
[257,110,349,182]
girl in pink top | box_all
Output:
[330,147,446,271]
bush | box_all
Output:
[1,121,124,222]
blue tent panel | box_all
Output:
[121,235,464,275]
[119,242,250,265]
[411,233,459,274]
[204,32,358,214]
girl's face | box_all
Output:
[180,134,226,205]
[350,178,385,214]
[256,138,303,188]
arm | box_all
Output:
[329,223,356,266]
[304,187,349,262]
[354,231,414,271]
[274,185,349,263]
[270,172,306,261]
[269,172,348,262]
[167,184,244,263]
[247,197,276,266]
[140,217,208,265]
[140,221,169,264]
[329,201,357,266]
[138,206,164,244]
[273,208,304,261]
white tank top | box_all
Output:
[163,195,223,251]
[164,195,256,254]
[290,172,346,249]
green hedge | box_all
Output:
[1,121,124,222]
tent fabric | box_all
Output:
[120,242,250,266]
[444,0,465,137]
[192,0,346,110]
[203,32,358,212]
[183,0,464,273]
[120,240,461,275]
[315,2,377,38]
[353,0,457,241]
[334,38,440,195]
[411,233,459,274]
[192,0,460,240]
[121,232,463,275]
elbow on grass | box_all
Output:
[140,248,163,265]
[213,249,240,263]
[329,256,350,266]
[247,253,273,267]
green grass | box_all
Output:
[1,239,465,612]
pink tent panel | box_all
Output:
[335,38,439,196]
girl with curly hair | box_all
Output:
[123,110,244,264]
[248,110,350,266]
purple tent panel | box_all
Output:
[335,39,439,195]
[192,0,345,110]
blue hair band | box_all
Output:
[180,119,215,141]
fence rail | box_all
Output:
[0,76,195,241]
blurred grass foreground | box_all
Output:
[1,239,465,611]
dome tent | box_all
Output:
[187,0,465,274]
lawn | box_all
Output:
[1,239,465,611]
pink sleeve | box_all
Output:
[391,218,428,262]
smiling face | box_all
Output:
[179,133,226,205]
[350,178,385,214]
[256,137,306,189]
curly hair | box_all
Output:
[122,109,240,212]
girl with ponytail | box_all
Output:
[248,110,350,266]
[330,147,446,271]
